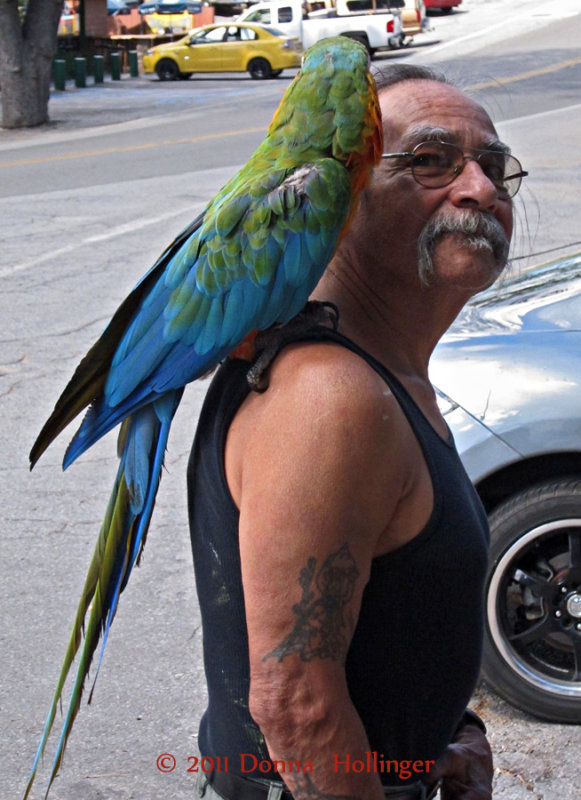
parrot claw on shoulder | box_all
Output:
[246,300,340,393]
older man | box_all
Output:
[188,64,526,800]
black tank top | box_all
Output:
[187,329,489,786]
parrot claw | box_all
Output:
[247,300,340,393]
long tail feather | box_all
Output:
[23,390,182,799]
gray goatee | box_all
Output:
[417,209,510,286]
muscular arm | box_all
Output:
[226,343,421,800]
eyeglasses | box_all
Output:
[382,140,528,198]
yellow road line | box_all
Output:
[0,125,266,168]
[467,55,581,91]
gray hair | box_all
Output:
[372,63,450,93]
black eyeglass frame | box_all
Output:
[381,140,528,198]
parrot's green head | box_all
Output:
[268,36,383,183]
[301,33,371,70]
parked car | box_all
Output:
[142,23,302,80]
[237,0,397,55]
[424,0,461,13]
[336,0,426,39]
[430,254,581,723]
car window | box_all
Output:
[191,26,227,43]
[245,8,271,23]
[279,6,293,22]
[225,25,241,41]
[239,27,258,40]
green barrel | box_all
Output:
[129,50,139,78]
[74,57,87,88]
[93,55,104,84]
[53,59,66,91]
[111,52,121,81]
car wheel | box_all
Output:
[248,58,272,79]
[271,69,283,77]
[482,478,581,722]
[156,59,179,81]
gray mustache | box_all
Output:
[417,210,510,285]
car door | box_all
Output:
[218,25,251,71]
[188,26,228,71]
[167,36,200,72]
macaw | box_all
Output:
[24,36,383,799]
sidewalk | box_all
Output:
[0,74,191,143]
[0,62,295,147]
[0,14,249,142]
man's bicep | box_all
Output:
[233,346,405,680]
[254,541,362,666]
[237,400,382,677]
[240,523,371,733]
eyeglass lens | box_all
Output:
[410,142,524,197]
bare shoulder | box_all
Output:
[237,341,410,453]
[259,340,403,424]
[226,341,416,530]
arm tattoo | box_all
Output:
[263,543,359,663]
[291,772,362,800]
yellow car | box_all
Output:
[143,23,302,80]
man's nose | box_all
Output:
[448,157,499,211]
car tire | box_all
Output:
[482,478,581,723]
[156,59,179,81]
[271,69,283,77]
[248,58,272,80]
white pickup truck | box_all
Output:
[237,0,402,54]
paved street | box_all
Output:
[1,0,580,798]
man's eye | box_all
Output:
[480,157,505,184]
[412,151,450,170]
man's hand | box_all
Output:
[427,724,493,800]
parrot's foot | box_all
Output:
[247,301,339,393]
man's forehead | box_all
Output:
[401,124,509,153]
[379,80,503,150]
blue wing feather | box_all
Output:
[62,158,352,471]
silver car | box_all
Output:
[430,254,581,723]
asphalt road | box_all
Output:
[1,0,580,798]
